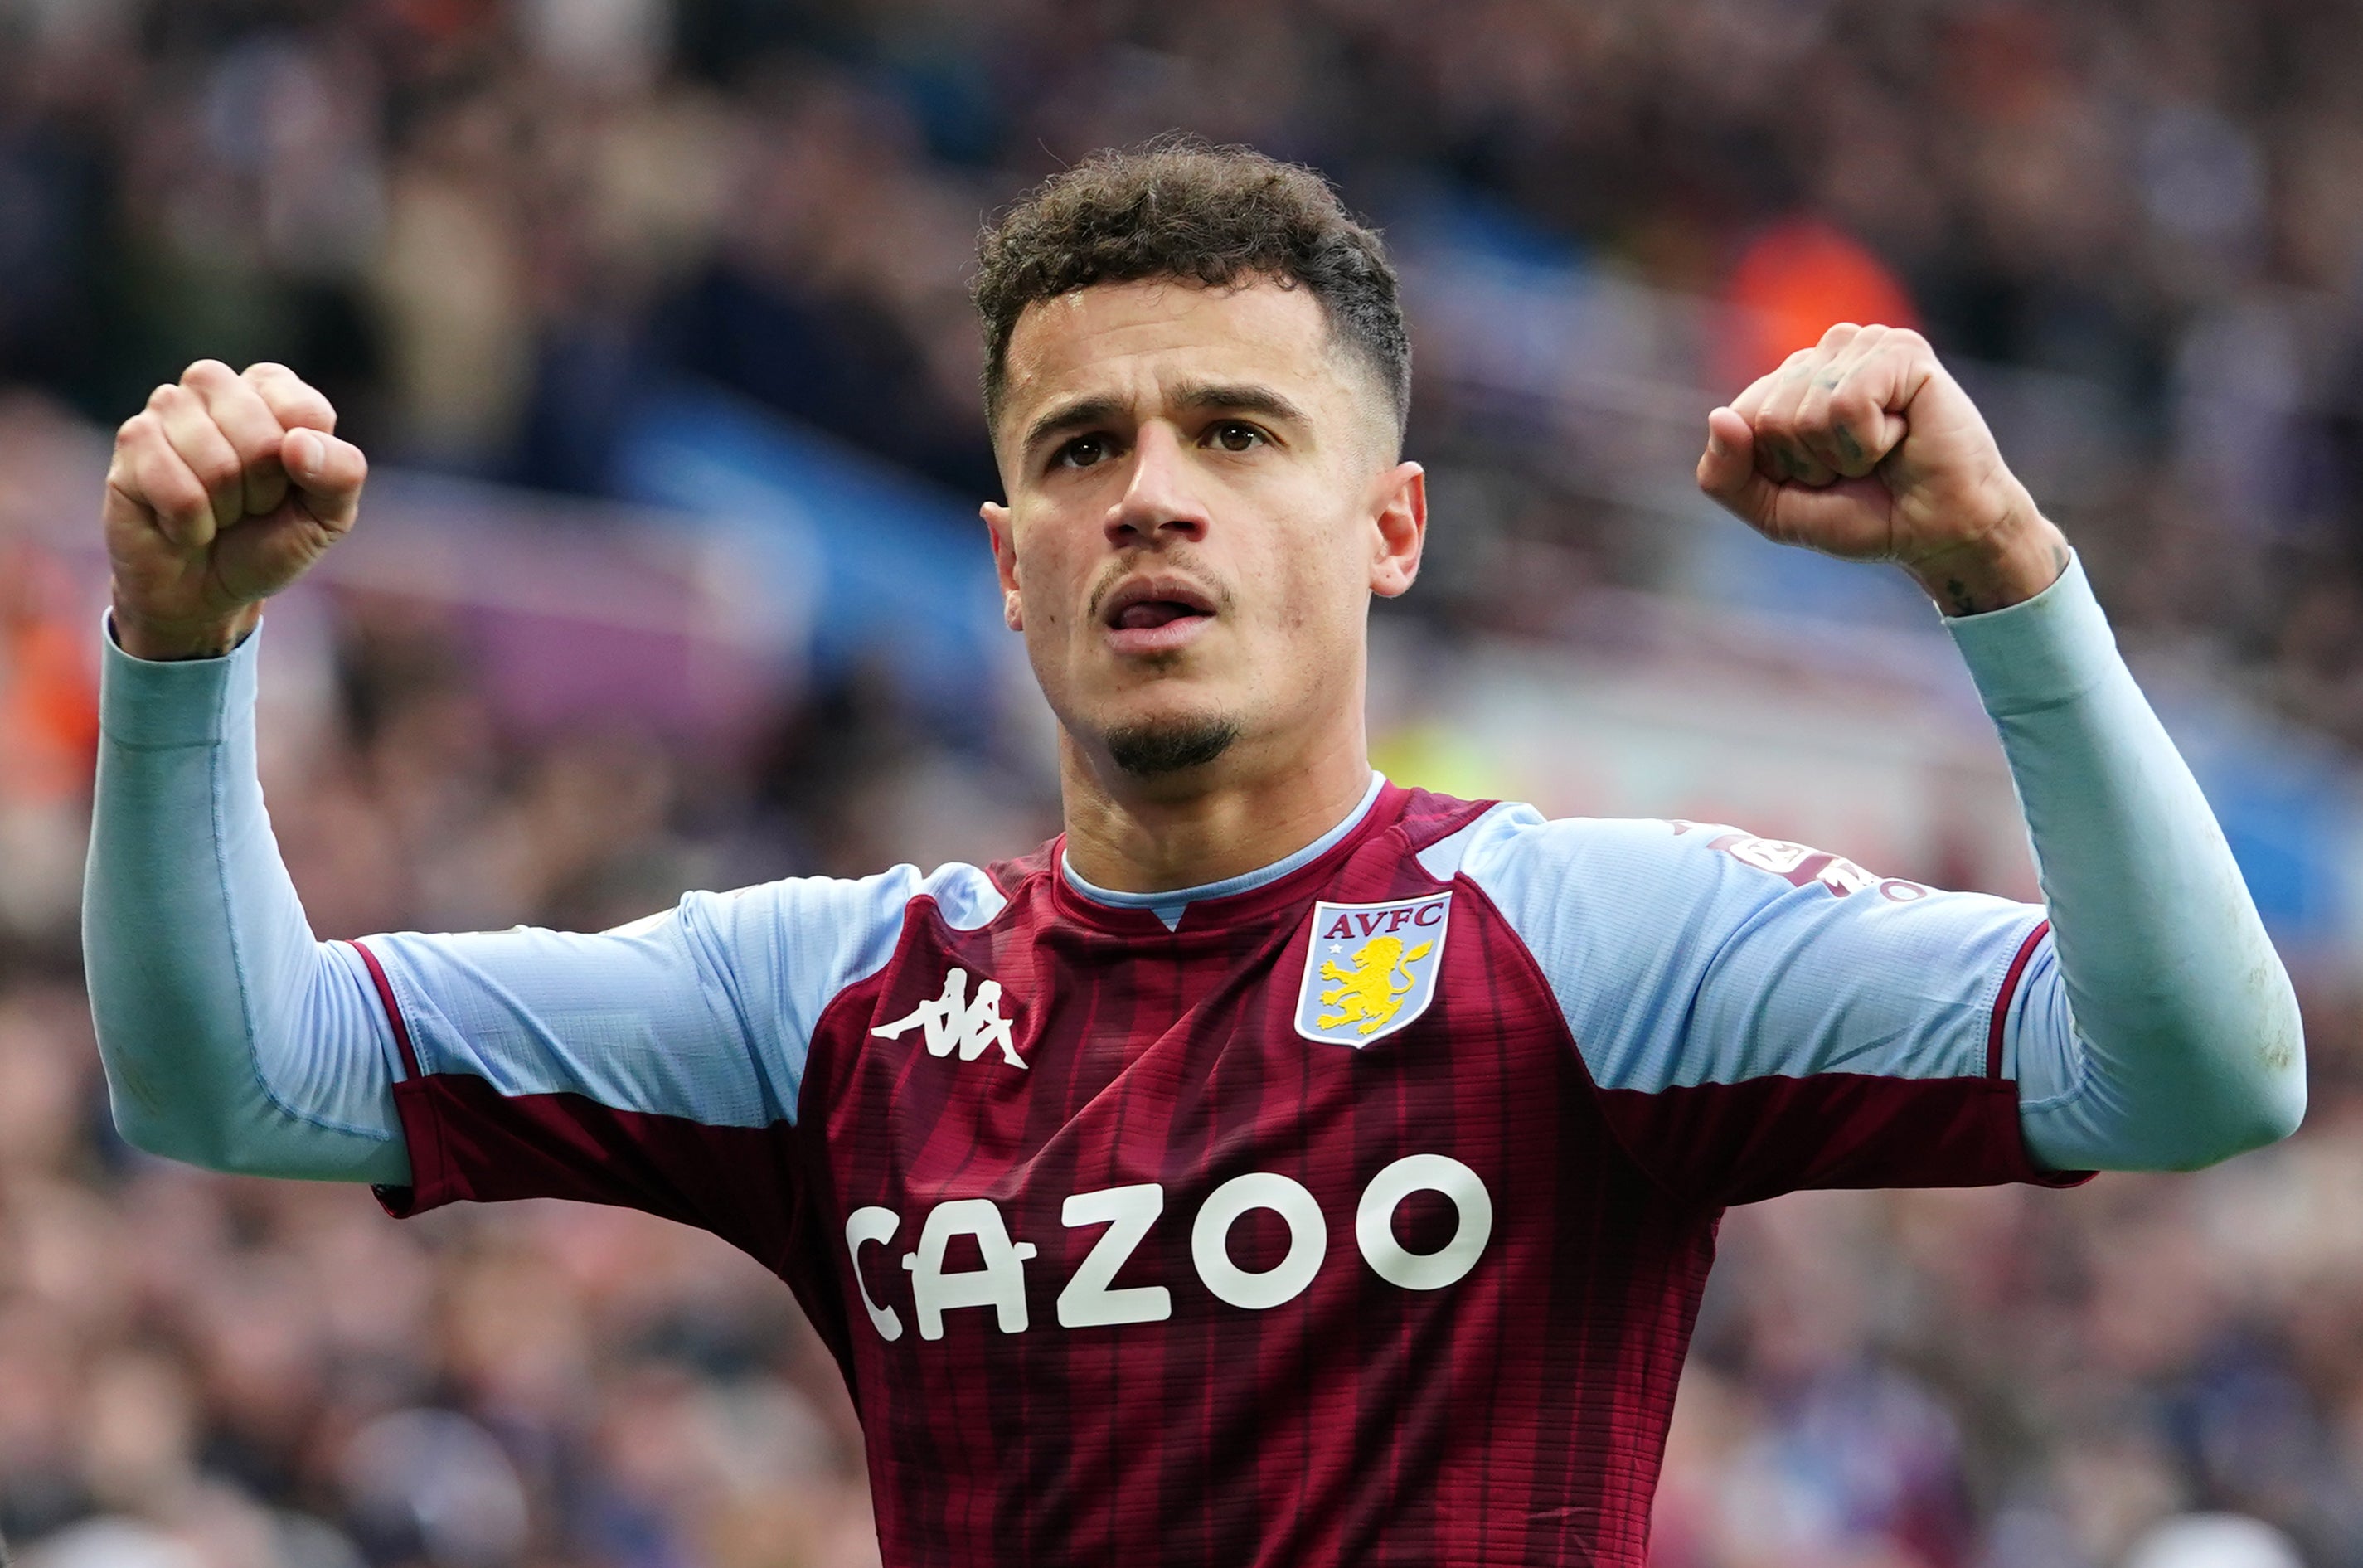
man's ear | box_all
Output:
[983,502,1024,631]
[1369,462,1427,599]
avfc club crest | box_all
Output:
[1293,895,1452,1047]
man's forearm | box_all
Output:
[82,619,411,1182]
[1951,556,2305,1170]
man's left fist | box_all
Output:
[1695,323,2069,616]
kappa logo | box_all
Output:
[1293,895,1451,1046]
[872,968,1028,1070]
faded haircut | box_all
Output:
[973,138,1410,444]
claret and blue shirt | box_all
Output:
[82,556,2305,1566]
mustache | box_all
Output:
[1083,553,1232,623]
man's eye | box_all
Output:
[1056,435,1109,469]
[1210,422,1264,453]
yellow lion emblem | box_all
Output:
[1317,935,1434,1035]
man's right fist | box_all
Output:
[104,360,367,660]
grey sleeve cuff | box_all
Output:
[1941,553,2115,717]
[97,612,260,750]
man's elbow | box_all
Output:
[2052,988,2308,1174]
[99,1046,272,1175]
[2162,1086,2304,1171]
[2215,1022,2307,1159]
[2160,1002,2307,1169]
[109,1090,249,1174]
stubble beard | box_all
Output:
[1103,713,1243,776]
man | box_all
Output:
[85,144,2301,1566]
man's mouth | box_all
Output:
[1099,577,1219,653]
[1113,600,1205,630]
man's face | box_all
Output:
[983,279,1424,788]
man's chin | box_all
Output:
[1102,714,1242,777]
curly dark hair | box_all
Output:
[974,138,1410,444]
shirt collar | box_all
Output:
[1060,771,1387,931]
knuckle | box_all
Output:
[215,376,274,420]
[1818,322,1860,347]
[255,369,337,428]
[147,383,180,410]
[182,357,235,387]
[158,471,206,515]
[225,407,282,455]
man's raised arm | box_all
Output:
[1696,324,2305,1171]
[83,359,410,1180]
[80,362,979,1231]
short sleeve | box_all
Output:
[357,864,1006,1260]
[1454,807,2065,1206]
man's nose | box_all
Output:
[1104,424,1209,547]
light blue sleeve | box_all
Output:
[83,624,411,1182]
[1947,554,2304,1169]
[1449,808,2042,1104]
[1458,553,2304,1177]
[357,862,1005,1130]
[82,619,1004,1185]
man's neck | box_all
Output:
[1057,727,1378,894]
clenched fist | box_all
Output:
[1695,323,2069,616]
[104,360,367,660]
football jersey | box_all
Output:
[349,778,2069,1567]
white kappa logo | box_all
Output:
[872,968,1028,1070]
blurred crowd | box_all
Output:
[12,1,2363,681]
[9,0,2363,1565]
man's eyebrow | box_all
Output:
[1018,382,1310,454]
[1172,382,1308,424]
[1022,395,1128,453]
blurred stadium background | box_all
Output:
[3,1,2363,1565]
